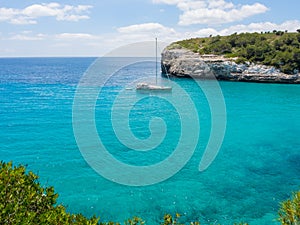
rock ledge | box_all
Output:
[161,48,300,84]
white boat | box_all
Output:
[136,38,172,91]
[136,82,172,91]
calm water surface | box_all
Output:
[0,57,299,224]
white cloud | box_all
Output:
[6,32,99,42]
[193,28,219,37]
[218,20,300,35]
[22,4,58,17]
[177,1,206,11]
[56,5,92,21]
[117,23,176,34]
[10,17,37,25]
[152,0,182,4]
[9,33,46,41]
[191,20,300,37]
[0,3,92,25]
[115,23,180,46]
[179,3,268,25]
[0,8,18,22]
[208,0,234,10]
[152,0,268,26]
[55,33,99,40]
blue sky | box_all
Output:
[0,0,299,56]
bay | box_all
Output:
[0,57,299,225]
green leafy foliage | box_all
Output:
[174,32,300,74]
[278,191,300,225]
[0,161,99,225]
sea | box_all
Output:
[0,57,299,225]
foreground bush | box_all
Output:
[0,161,99,224]
[278,191,300,225]
[0,161,299,224]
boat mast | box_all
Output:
[155,37,158,85]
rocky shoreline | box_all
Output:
[161,48,300,84]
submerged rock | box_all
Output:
[161,48,300,84]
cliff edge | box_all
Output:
[161,47,300,83]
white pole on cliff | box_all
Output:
[155,37,158,85]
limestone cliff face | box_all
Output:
[161,48,300,83]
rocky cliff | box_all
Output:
[161,47,300,84]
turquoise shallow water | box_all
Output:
[0,57,300,224]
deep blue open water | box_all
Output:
[0,57,299,224]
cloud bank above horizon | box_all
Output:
[152,0,269,25]
[0,3,92,25]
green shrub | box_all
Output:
[0,161,99,225]
[278,191,300,225]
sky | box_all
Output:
[0,0,299,56]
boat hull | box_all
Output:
[136,83,172,91]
